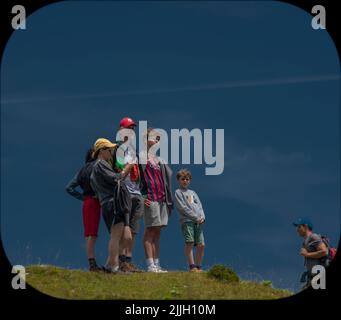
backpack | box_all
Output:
[113,179,132,216]
[321,235,337,262]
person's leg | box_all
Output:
[125,234,135,259]
[83,197,101,270]
[154,202,169,271]
[194,224,205,271]
[123,213,136,262]
[153,226,165,270]
[144,227,156,270]
[118,237,127,265]
[154,226,161,260]
[185,242,196,270]
[144,227,154,259]
[143,200,159,271]
[150,227,168,272]
[181,222,196,271]
[86,236,101,271]
[105,222,124,271]
[195,244,205,270]
[86,236,97,259]
[127,195,144,263]
[119,231,141,272]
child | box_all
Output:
[174,169,205,272]
[65,148,102,272]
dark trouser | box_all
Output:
[129,194,144,234]
[300,271,313,290]
[101,200,124,233]
[300,259,330,290]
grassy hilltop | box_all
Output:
[25,264,292,300]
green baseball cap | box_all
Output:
[293,218,313,230]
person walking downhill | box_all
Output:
[139,128,173,272]
[65,148,102,271]
[293,218,328,290]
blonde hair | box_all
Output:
[176,169,192,181]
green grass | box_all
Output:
[25,265,292,300]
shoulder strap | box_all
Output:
[321,235,331,248]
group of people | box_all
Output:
[66,116,336,289]
[66,117,206,273]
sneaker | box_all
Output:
[155,265,168,273]
[103,265,121,274]
[147,265,159,272]
[102,266,112,273]
[189,267,198,272]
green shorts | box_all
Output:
[181,222,205,246]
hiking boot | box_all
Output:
[119,262,133,273]
[88,258,102,272]
[126,262,143,273]
[118,261,127,272]
[89,265,103,272]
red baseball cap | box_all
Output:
[119,117,136,128]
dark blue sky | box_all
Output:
[1,1,340,293]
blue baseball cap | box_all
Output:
[293,218,313,230]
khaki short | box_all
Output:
[144,201,169,228]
